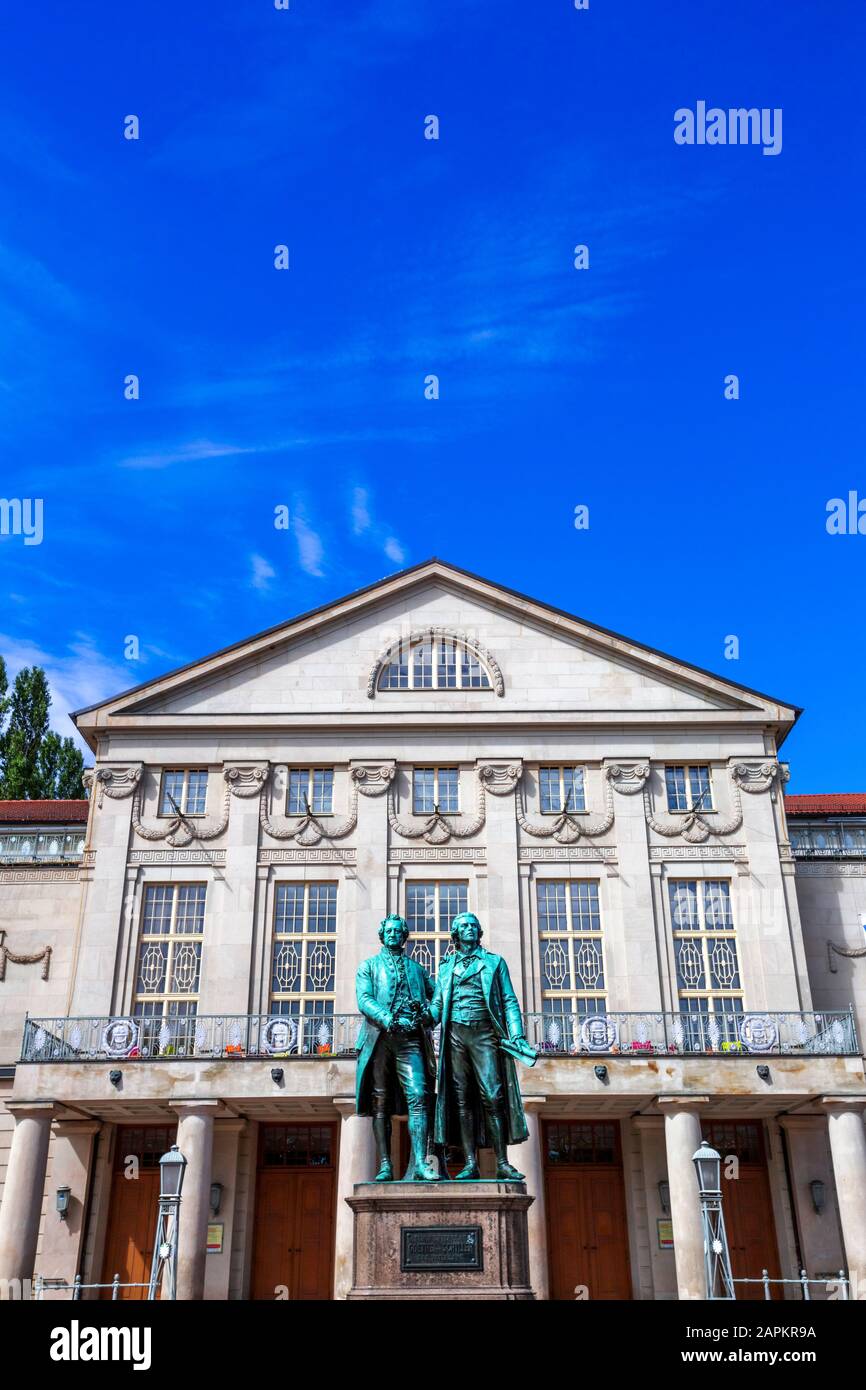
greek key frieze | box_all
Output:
[388,847,486,863]
[128,850,227,866]
[258,849,357,865]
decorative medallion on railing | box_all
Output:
[0,930,52,981]
[517,762,649,845]
[260,762,394,846]
[643,761,788,845]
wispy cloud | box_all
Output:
[116,439,262,471]
[292,509,325,578]
[0,632,135,748]
[349,487,407,568]
[250,553,276,592]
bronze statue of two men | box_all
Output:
[355,911,536,1182]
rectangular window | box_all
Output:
[669,880,742,1045]
[133,884,206,1054]
[160,769,208,816]
[405,881,467,975]
[539,766,586,814]
[412,767,459,815]
[537,880,605,1017]
[270,884,337,1045]
[665,765,713,813]
[287,768,334,815]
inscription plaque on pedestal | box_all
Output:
[400,1224,483,1273]
[347,1182,535,1299]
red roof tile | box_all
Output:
[0,799,89,823]
[785,794,866,816]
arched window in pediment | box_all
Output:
[368,629,504,697]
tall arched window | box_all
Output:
[374,633,499,693]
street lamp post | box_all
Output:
[692,1140,735,1300]
[147,1144,187,1301]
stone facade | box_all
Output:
[1,560,864,1300]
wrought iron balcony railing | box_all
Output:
[20,1013,362,1063]
[523,1009,859,1057]
[20,1006,859,1063]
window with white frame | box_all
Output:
[133,885,206,1053]
[378,637,493,691]
[537,880,605,1016]
[412,767,459,815]
[669,880,742,1027]
[160,769,208,816]
[287,767,334,816]
[405,881,467,975]
[270,883,337,1026]
[665,764,713,813]
[539,766,586,814]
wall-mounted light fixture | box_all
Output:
[809,1179,826,1215]
[209,1181,223,1216]
[593,1064,608,1083]
[55,1185,71,1221]
[657,1179,671,1214]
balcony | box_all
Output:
[523,1009,859,1057]
[0,830,86,865]
[20,1013,361,1063]
[19,1007,859,1064]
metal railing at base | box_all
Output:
[34,1273,150,1300]
[731,1268,849,1300]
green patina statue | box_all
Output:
[355,914,438,1182]
[356,910,537,1183]
[428,912,536,1181]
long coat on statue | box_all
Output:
[355,950,436,1118]
[428,947,529,1148]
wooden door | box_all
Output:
[544,1121,632,1301]
[102,1125,174,1300]
[705,1122,782,1300]
[251,1123,335,1300]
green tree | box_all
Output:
[0,663,87,799]
[36,730,87,799]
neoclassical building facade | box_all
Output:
[1,560,865,1300]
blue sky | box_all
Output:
[1,1,864,788]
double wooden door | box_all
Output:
[102,1125,174,1299]
[251,1123,336,1300]
[706,1122,782,1300]
[544,1121,632,1300]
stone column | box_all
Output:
[659,1096,709,1300]
[822,1098,866,1297]
[0,1102,55,1289]
[171,1101,218,1301]
[333,1098,377,1299]
[38,1119,102,1294]
[512,1096,548,1300]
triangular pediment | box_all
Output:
[73,561,799,742]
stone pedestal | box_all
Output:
[346,1181,535,1300]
